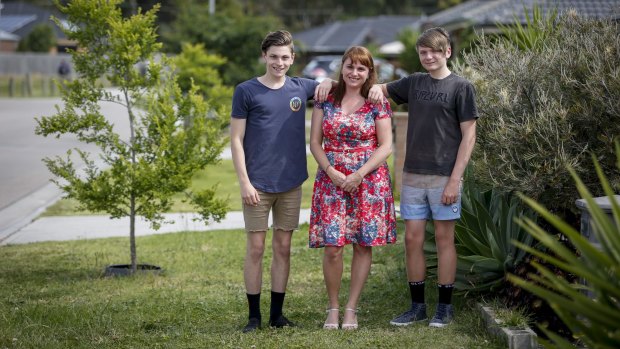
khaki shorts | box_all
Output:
[242,185,302,233]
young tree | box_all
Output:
[35,0,228,272]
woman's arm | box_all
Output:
[309,106,346,187]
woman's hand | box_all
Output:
[342,172,363,193]
[325,166,346,188]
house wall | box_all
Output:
[0,41,18,53]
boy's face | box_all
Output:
[262,45,294,79]
[417,45,451,74]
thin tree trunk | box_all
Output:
[130,193,137,272]
[125,88,138,273]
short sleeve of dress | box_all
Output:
[374,96,393,120]
[314,94,335,110]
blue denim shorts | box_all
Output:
[400,174,461,221]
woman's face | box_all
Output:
[341,57,369,90]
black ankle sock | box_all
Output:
[438,283,454,304]
[247,293,261,320]
[270,291,286,320]
[409,280,425,304]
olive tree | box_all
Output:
[35,0,228,272]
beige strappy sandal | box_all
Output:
[341,308,358,330]
[323,308,340,329]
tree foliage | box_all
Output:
[455,11,620,220]
[17,23,57,52]
[161,2,279,86]
[173,42,233,112]
[35,0,228,272]
[397,28,422,74]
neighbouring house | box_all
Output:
[294,15,421,60]
[0,1,75,53]
[0,29,18,52]
[296,1,620,62]
[421,0,620,52]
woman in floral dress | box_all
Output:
[309,46,397,330]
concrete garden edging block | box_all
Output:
[477,303,538,349]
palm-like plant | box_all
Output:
[424,176,537,293]
[509,142,620,348]
[496,4,558,51]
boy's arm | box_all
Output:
[230,117,260,206]
[368,84,389,104]
[441,119,477,205]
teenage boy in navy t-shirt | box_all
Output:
[231,30,322,333]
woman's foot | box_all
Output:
[342,308,358,330]
[323,308,339,329]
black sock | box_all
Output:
[270,291,285,320]
[438,283,454,304]
[409,280,425,304]
[247,293,261,320]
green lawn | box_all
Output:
[43,153,397,216]
[0,223,504,348]
[43,156,320,216]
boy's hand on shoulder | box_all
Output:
[367,85,383,104]
[314,79,333,102]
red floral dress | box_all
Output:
[309,95,397,248]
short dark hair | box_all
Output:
[261,30,294,54]
[416,27,451,53]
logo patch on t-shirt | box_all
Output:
[290,97,302,112]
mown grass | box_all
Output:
[43,157,320,216]
[0,75,63,98]
[43,153,396,217]
[0,223,504,349]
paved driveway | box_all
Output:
[0,95,129,238]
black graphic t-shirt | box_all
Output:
[387,73,478,176]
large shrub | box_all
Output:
[455,11,620,219]
[509,142,620,348]
[17,24,57,52]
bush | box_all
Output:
[17,24,57,52]
[455,11,620,220]
[509,141,620,348]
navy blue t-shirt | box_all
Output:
[231,76,318,193]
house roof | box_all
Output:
[0,29,19,41]
[0,14,35,33]
[0,1,67,39]
[424,0,620,30]
[295,15,420,55]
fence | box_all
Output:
[0,52,73,76]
